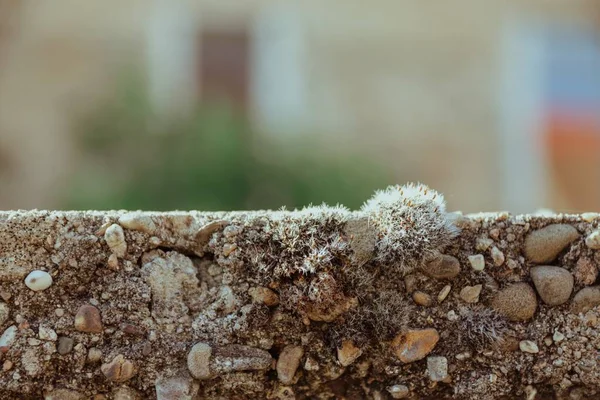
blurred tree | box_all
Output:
[64,77,389,211]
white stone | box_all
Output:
[24,270,53,292]
[437,285,451,302]
[582,213,600,222]
[104,224,127,257]
[553,331,565,343]
[519,340,539,354]
[490,246,505,266]
[585,230,600,250]
[427,356,448,382]
[0,325,17,352]
[476,237,494,251]
[387,384,409,399]
[38,325,57,341]
[468,254,485,271]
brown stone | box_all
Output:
[421,255,461,280]
[101,354,136,383]
[524,224,579,264]
[187,342,212,380]
[337,340,363,366]
[571,286,600,314]
[74,305,103,333]
[249,287,280,306]
[460,284,482,303]
[412,291,432,307]
[391,329,440,363]
[304,296,358,322]
[277,345,304,384]
[530,266,573,306]
[491,283,537,321]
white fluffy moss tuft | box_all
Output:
[361,183,459,274]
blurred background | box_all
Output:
[1,0,600,213]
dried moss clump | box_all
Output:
[457,306,508,349]
[361,183,459,274]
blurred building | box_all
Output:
[1,0,600,212]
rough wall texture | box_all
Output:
[0,185,599,399]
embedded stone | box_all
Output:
[104,224,127,257]
[44,389,84,400]
[211,344,272,374]
[412,291,432,307]
[249,287,279,307]
[187,342,212,380]
[0,325,17,353]
[74,305,103,333]
[491,282,537,321]
[530,266,574,306]
[277,345,304,384]
[0,302,9,326]
[155,372,198,400]
[460,284,482,303]
[25,270,53,292]
[427,356,448,382]
[468,254,485,271]
[101,354,137,383]
[519,340,539,354]
[391,329,440,363]
[571,286,600,314]
[585,230,600,249]
[337,340,362,367]
[57,337,74,355]
[421,255,461,280]
[524,224,579,264]
[387,385,410,399]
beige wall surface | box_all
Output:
[0,0,598,211]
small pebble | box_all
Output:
[24,270,53,292]
[74,305,103,333]
[530,266,573,306]
[571,286,600,314]
[277,345,304,384]
[427,356,448,382]
[476,237,494,251]
[421,255,461,280]
[104,224,127,257]
[101,354,136,382]
[55,308,65,317]
[249,287,279,307]
[585,230,600,249]
[2,360,12,371]
[519,340,539,354]
[490,247,505,266]
[468,254,485,271]
[524,224,579,264]
[412,291,432,307]
[387,384,409,399]
[552,331,565,343]
[57,337,74,355]
[392,329,439,363]
[460,284,482,303]
[155,372,197,400]
[187,342,212,380]
[0,302,9,326]
[87,347,102,364]
[0,325,17,353]
[437,285,451,302]
[38,325,57,341]
[582,212,600,222]
[337,340,362,367]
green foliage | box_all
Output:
[65,79,389,211]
